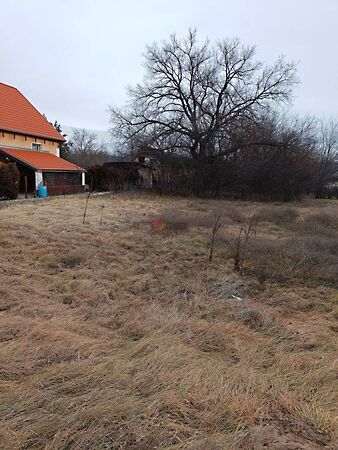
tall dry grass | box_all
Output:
[0,194,337,449]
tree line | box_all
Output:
[54,125,111,168]
[108,30,337,200]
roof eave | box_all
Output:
[41,169,86,173]
[0,127,66,142]
[0,149,39,170]
[0,149,85,172]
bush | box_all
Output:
[247,235,338,285]
[300,212,338,233]
[257,206,298,226]
[0,162,19,199]
[87,165,139,191]
[152,147,315,201]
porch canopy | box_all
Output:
[0,147,84,172]
[0,147,85,195]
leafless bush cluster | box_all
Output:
[247,235,338,285]
[209,215,224,260]
[298,211,338,236]
[0,161,19,200]
[224,215,257,274]
[87,165,140,192]
[257,206,298,226]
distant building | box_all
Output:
[0,82,85,195]
[103,156,154,189]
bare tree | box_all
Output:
[313,119,338,197]
[67,129,109,168]
[226,111,318,200]
[110,30,297,162]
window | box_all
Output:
[32,142,42,151]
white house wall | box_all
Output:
[35,171,43,189]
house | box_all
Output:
[0,82,85,196]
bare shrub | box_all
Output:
[247,235,338,284]
[207,204,247,224]
[209,215,224,260]
[227,215,257,274]
[298,211,338,236]
[257,205,298,226]
[0,162,19,200]
[309,212,337,229]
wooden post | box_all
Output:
[82,190,90,224]
[100,205,104,225]
[24,176,28,199]
[82,175,93,224]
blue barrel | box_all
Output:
[38,185,48,198]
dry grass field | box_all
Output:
[0,193,337,449]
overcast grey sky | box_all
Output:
[1,0,337,131]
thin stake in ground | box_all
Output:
[100,205,105,225]
[82,177,93,224]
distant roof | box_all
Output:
[0,82,65,142]
[0,147,85,172]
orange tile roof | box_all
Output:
[0,147,85,172]
[0,82,65,142]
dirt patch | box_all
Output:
[242,412,336,449]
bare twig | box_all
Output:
[233,214,257,274]
[209,215,224,260]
